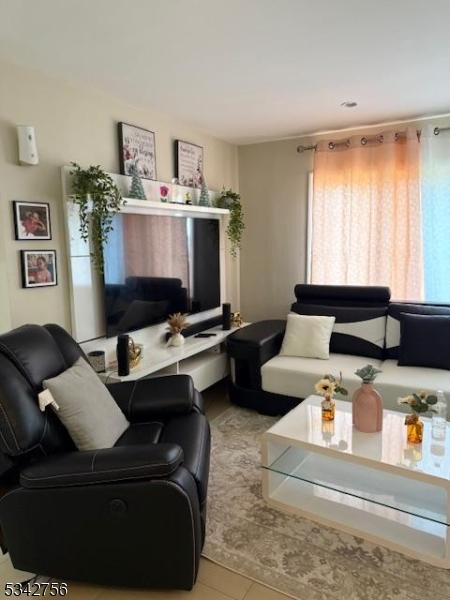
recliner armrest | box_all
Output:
[107,375,199,421]
[20,443,183,489]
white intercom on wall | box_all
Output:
[17,125,39,166]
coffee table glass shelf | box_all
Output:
[261,395,450,567]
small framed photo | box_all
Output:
[118,122,157,180]
[175,140,203,187]
[13,201,52,240]
[21,250,57,288]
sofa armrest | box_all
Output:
[227,320,286,390]
[19,443,183,489]
[227,320,286,364]
[107,375,200,421]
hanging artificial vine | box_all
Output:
[70,162,123,273]
[215,188,245,258]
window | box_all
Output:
[307,125,450,302]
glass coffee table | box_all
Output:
[261,395,450,567]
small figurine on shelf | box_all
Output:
[128,337,142,369]
[315,373,348,421]
[198,172,210,207]
[160,185,170,203]
[185,191,192,205]
[128,164,147,200]
[231,311,243,328]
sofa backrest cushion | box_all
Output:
[293,284,391,307]
[292,285,390,360]
[293,304,387,359]
[386,303,450,359]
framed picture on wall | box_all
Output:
[174,140,203,187]
[118,122,157,180]
[21,250,57,288]
[13,201,52,240]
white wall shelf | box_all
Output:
[62,165,225,209]
[120,197,229,218]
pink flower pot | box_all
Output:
[352,383,383,432]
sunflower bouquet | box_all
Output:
[315,373,348,422]
[314,373,348,400]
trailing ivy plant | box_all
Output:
[215,188,244,258]
[70,162,123,273]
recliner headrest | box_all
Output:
[0,324,67,391]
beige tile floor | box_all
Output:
[0,382,291,599]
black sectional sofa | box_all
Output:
[228,284,450,416]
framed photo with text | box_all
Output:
[118,122,157,180]
[21,250,57,288]
[13,201,52,240]
[175,140,203,187]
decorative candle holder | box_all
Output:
[87,350,106,373]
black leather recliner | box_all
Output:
[0,324,210,590]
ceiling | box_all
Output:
[0,0,449,144]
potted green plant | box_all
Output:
[70,163,123,273]
[214,188,244,258]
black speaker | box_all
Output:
[117,334,130,376]
[222,303,231,330]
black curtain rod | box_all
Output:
[297,125,450,153]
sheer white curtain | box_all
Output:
[421,125,450,303]
[310,128,423,300]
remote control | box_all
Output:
[194,333,216,337]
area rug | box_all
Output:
[203,406,450,600]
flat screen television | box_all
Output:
[103,212,220,337]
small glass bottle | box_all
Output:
[321,394,335,421]
[406,414,423,444]
[432,390,447,441]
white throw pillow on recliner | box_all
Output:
[279,313,335,359]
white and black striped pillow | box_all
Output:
[292,304,387,359]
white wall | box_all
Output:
[0,60,239,333]
[239,115,450,321]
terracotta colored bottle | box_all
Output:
[352,383,383,432]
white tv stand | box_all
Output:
[82,324,246,392]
